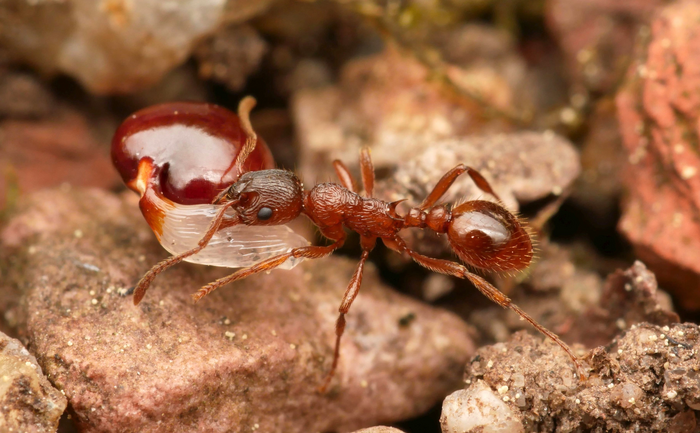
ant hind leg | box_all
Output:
[382,235,586,380]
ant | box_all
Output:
[128,97,585,391]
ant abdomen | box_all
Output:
[447,200,533,271]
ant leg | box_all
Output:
[382,235,586,380]
[359,147,375,197]
[229,96,258,176]
[332,160,358,193]
[419,165,501,210]
[133,198,239,305]
[319,236,377,393]
[192,231,347,302]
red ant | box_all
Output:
[116,97,585,391]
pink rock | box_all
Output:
[615,0,700,309]
[0,109,119,210]
[3,188,475,433]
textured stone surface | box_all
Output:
[441,380,524,433]
[2,188,475,433]
[461,323,700,432]
[0,0,276,94]
[616,0,700,309]
[0,331,67,433]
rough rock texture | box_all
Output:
[441,380,524,433]
[0,109,118,210]
[616,0,700,309]
[2,188,475,433]
[0,0,276,94]
[456,322,700,432]
[546,0,663,93]
[292,46,519,184]
[194,25,268,92]
[0,331,67,432]
[570,261,678,348]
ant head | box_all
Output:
[447,200,533,272]
[227,169,303,226]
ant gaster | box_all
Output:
[130,97,585,391]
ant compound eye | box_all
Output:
[257,207,273,221]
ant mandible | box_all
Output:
[128,97,585,391]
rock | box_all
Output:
[372,132,580,257]
[0,0,276,94]
[2,188,475,433]
[292,46,519,185]
[352,427,406,433]
[615,0,700,309]
[376,131,580,211]
[573,99,627,227]
[470,258,677,357]
[463,322,700,432]
[440,380,524,433]
[0,70,54,118]
[0,331,67,432]
[0,109,119,211]
[114,65,208,111]
[546,0,663,93]
[194,25,268,92]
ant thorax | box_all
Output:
[304,183,402,238]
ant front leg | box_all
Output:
[420,165,502,210]
[382,235,587,380]
[132,198,239,305]
[192,229,347,302]
[319,236,377,393]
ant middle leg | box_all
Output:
[419,165,502,210]
[319,235,377,393]
[192,229,347,302]
[382,235,586,380]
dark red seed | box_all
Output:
[111,102,274,204]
